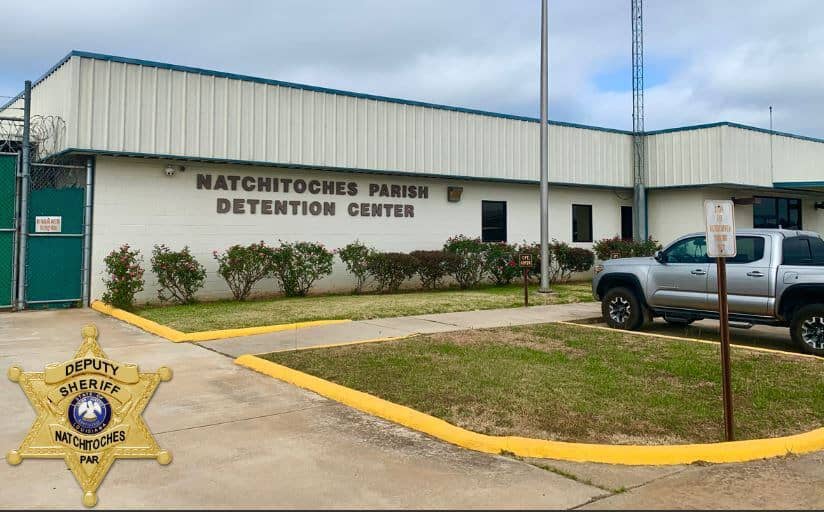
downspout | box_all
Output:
[81,157,94,307]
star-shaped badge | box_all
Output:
[6,324,172,507]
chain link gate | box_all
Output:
[0,153,18,308]
[23,162,88,308]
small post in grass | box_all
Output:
[519,252,533,307]
[704,200,736,442]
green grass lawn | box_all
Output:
[261,323,824,445]
[135,282,593,332]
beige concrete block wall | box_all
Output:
[648,186,824,249]
[90,156,631,303]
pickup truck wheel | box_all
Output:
[790,304,824,356]
[602,287,644,331]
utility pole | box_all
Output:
[631,0,647,240]
[16,80,31,311]
[769,106,774,179]
[538,0,552,293]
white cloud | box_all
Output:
[1,0,822,138]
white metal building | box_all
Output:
[2,51,823,305]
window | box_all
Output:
[620,206,633,240]
[572,204,593,242]
[663,236,709,264]
[754,197,802,230]
[782,236,824,266]
[728,236,765,264]
[481,201,507,242]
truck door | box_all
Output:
[708,235,771,316]
[647,236,710,310]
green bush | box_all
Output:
[102,244,145,310]
[271,241,335,297]
[443,235,487,288]
[483,242,520,285]
[410,250,458,289]
[151,245,206,304]
[337,240,375,293]
[213,242,276,301]
[367,252,417,292]
[593,236,662,260]
[550,241,595,283]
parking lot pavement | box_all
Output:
[636,318,798,353]
[1,309,603,509]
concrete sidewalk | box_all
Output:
[199,301,602,357]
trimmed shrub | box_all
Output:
[367,252,417,292]
[337,240,375,293]
[151,245,206,304]
[593,236,662,260]
[271,241,334,297]
[213,242,275,301]
[483,242,520,285]
[410,250,457,289]
[443,235,486,288]
[550,241,595,283]
[102,244,145,310]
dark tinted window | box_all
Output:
[621,206,633,240]
[754,197,802,230]
[728,236,765,264]
[810,237,824,265]
[481,201,507,242]
[783,237,813,265]
[664,237,710,264]
[572,204,593,242]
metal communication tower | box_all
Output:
[631,0,647,240]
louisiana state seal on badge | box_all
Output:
[6,324,172,507]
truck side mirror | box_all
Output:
[654,250,663,263]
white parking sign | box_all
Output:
[704,200,736,258]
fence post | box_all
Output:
[15,80,31,311]
[81,157,94,307]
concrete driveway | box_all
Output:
[1,309,601,509]
[2,308,822,509]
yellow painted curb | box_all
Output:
[556,321,823,360]
[91,300,351,342]
[235,354,824,466]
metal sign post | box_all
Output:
[519,253,533,307]
[704,200,736,441]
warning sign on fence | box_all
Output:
[35,216,62,233]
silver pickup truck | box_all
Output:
[592,229,824,356]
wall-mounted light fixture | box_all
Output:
[163,164,185,177]
[731,196,756,205]
[447,186,463,203]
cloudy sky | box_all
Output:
[2,0,822,137]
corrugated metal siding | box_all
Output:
[69,56,633,187]
[771,132,824,184]
[0,59,75,153]
[645,127,723,187]
[719,126,772,187]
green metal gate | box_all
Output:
[0,154,17,308]
[24,163,86,308]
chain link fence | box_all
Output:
[24,162,87,307]
[0,154,18,307]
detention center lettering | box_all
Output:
[196,174,429,218]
